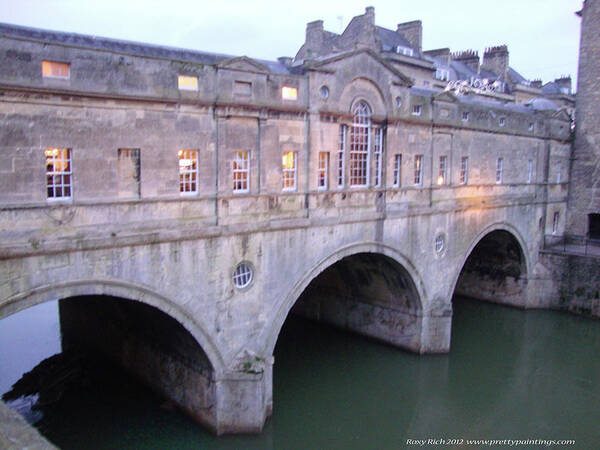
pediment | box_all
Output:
[552,108,572,121]
[309,49,413,87]
[218,56,270,73]
[433,91,458,103]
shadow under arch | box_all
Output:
[451,223,530,307]
[341,76,387,116]
[0,278,225,375]
[264,242,427,356]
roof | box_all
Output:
[0,22,291,74]
[376,26,417,55]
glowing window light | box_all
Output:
[45,148,72,199]
[282,86,298,100]
[282,151,297,191]
[178,149,198,194]
[42,61,70,79]
[178,75,198,91]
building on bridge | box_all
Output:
[0,6,579,435]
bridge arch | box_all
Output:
[451,222,530,307]
[264,241,427,356]
[0,278,225,374]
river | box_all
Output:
[1,297,599,448]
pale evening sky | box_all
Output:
[0,0,583,88]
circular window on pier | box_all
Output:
[435,234,446,255]
[320,85,329,100]
[233,262,254,289]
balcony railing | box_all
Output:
[543,234,600,257]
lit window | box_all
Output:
[460,156,469,185]
[496,157,503,184]
[233,262,253,289]
[462,112,469,122]
[282,86,298,100]
[318,152,329,190]
[499,117,505,127]
[42,61,70,79]
[373,128,383,187]
[178,149,198,194]
[412,105,422,116]
[338,125,346,188]
[45,148,72,199]
[552,212,559,234]
[393,154,402,187]
[527,159,533,183]
[414,154,423,185]
[349,101,371,187]
[178,75,198,91]
[233,151,249,193]
[282,151,297,191]
[438,155,447,185]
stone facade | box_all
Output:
[568,0,600,236]
[0,7,575,434]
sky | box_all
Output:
[0,0,583,88]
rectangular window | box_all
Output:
[118,148,140,198]
[282,86,297,100]
[462,112,469,122]
[282,151,297,191]
[178,75,198,91]
[393,154,402,187]
[178,149,198,194]
[337,125,346,188]
[46,148,72,199]
[233,151,249,193]
[414,154,423,185]
[234,80,252,96]
[373,127,383,188]
[496,157,503,184]
[553,212,560,234]
[42,61,70,79]
[317,152,329,190]
[460,156,469,185]
[412,105,422,116]
[435,68,449,81]
[499,117,506,127]
[527,159,533,183]
[438,155,447,185]
[557,162,562,183]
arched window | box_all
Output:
[349,101,371,186]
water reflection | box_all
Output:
[1,297,599,448]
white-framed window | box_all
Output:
[438,155,447,185]
[282,151,297,191]
[460,156,469,185]
[527,159,533,184]
[528,122,534,131]
[178,149,198,194]
[435,68,450,81]
[552,212,560,234]
[45,148,72,199]
[557,162,562,183]
[396,46,413,56]
[412,105,422,116]
[42,61,70,79]
[349,101,371,187]
[318,152,329,190]
[496,157,504,184]
[499,117,505,127]
[414,154,423,185]
[337,125,346,188]
[178,75,198,91]
[233,150,249,193]
[281,86,297,100]
[373,127,383,187]
[393,154,402,187]
[462,112,469,122]
[233,262,253,289]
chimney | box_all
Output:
[424,48,450,66]
[396,20,422,53]
[365,6,375,25]
[305,20,324,58]
[554,75,572,94]
[451,50,480,74]
[530,79,542,89]
[482,45,509,79]
[355,6,380,51]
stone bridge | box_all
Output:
[0,192,557,434]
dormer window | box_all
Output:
[396,46,413,57]
[42,61,70,79]
[435,68,450,81]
